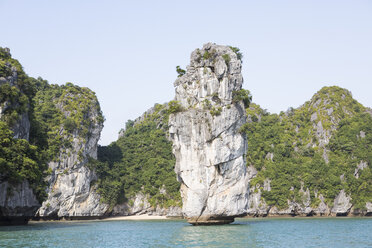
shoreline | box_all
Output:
[104,214,170,221]
[29,214,371,223]
[29,214,181,224]
[23,214,371,226]
[242,215,372,219]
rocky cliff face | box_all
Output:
[112,192,182,217]
[169,43,249,224]
[37,85,109,219]
[0,181,40,225]
[247,187,372,217]
[0,48,39,224]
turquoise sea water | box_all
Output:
[0,218,371,248]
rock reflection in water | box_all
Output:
[169,221,259,247]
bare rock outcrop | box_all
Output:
[331,190,352,216]
[0,181,40,225]
[247,184,357,217]
[111,192,182,217]
[169,43,249,225]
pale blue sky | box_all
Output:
[1,0,371,145]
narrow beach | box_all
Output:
[104,214,168,221]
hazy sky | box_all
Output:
[1,0,371,145]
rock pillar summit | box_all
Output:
[169,43,249,225]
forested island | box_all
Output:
[0,44,371,225]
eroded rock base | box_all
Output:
[187,216,235,225]
[0,216,30,225]
[33,215,107,221]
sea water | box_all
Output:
[0,218,371,247]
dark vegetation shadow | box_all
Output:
[0,221,91,232]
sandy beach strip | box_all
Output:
[104,214,168,221]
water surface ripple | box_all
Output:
[0,218,371,247]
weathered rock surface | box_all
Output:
[0,181,40,225]
[37,91,109,219]
[354,161,368,179]
[247,189,269,216]
[366,202,372,215]
[169,43,249,224]
[246,185,366,217]
[331,189,352,216]
[111,192,182,217]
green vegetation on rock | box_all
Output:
[241,86,372,210]
[328,113,372,209]
[176,66,186,77]
[0,47,34,126]
[0,48,48,201]
[1,47,104,203]
[31,82,104,162]
[93,104,181,209]
[167,100,183,115]
[2,45,371,215]
[222,54,231,65]
[229,46,243,61]
[232,89,252,108]
[0,121,47,201]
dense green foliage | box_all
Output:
[328,113,372,209]
[94,104,181,208]
[167,100,183,115]
[0,48,35,126]
[0,121,47,201]
[232,89,252,108]
[242,86,372,210]
[176,66,186,77]
[31,82,104,162]
[203,50,213,60]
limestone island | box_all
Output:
[169,43,250,225]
